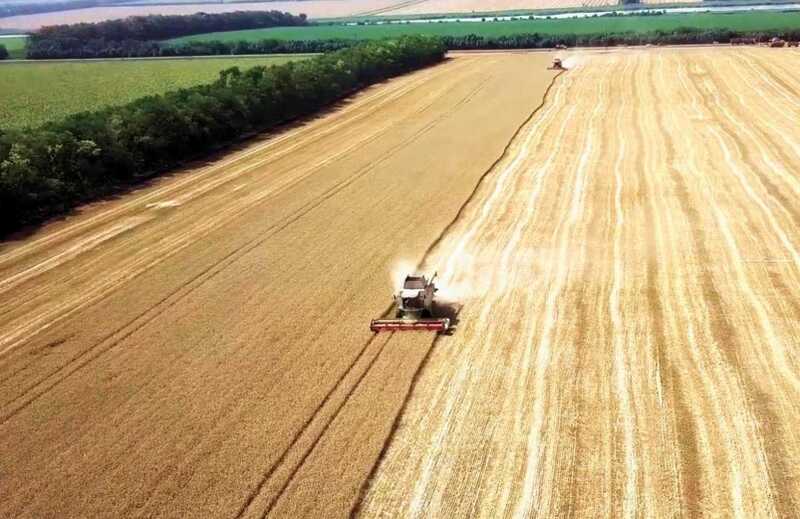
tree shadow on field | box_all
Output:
[1,58,453,244]
[2,100,359,245]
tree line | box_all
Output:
[0,36,446,235]
[440,27,800,49]
[0,45,7,60]
[29,24,800,59]
[163,38,353,56]
[28,37,356,59]
[27,10,308,59]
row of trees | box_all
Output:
[27,10,308,59]
[28,37,359,59]
[34,10,308,40]
[0,36,446,235]
[440,28,800,48]
[25,36,358,59]
[163,38,354,56]
[33,25,800,59]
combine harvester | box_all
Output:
[370,273,451,333]
[549,58,566,70]
[769,37,787,48]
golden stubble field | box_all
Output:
[2,47,800,518]
[362,47,800,518]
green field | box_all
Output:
[170,11,800,43]
[0,55,306,129]
[1,36,28,59]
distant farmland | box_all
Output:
[0,0,398,30]
[170,11,800,43]
[0,36,27,59]
[0,55,306,129]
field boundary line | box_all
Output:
[406,68,564,265]
[245,79,494,516]
[229,74,493,518]
[349,68,565,518]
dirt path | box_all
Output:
[0,54,557,518]
[360,47,800,518]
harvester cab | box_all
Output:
[370,273,451,333]
[397,275,436,317]
[549,58,565,70]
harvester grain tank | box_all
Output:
[370,273,451,333]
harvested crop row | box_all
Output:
[361,47,800,518]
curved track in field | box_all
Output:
[361,47,800,518]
